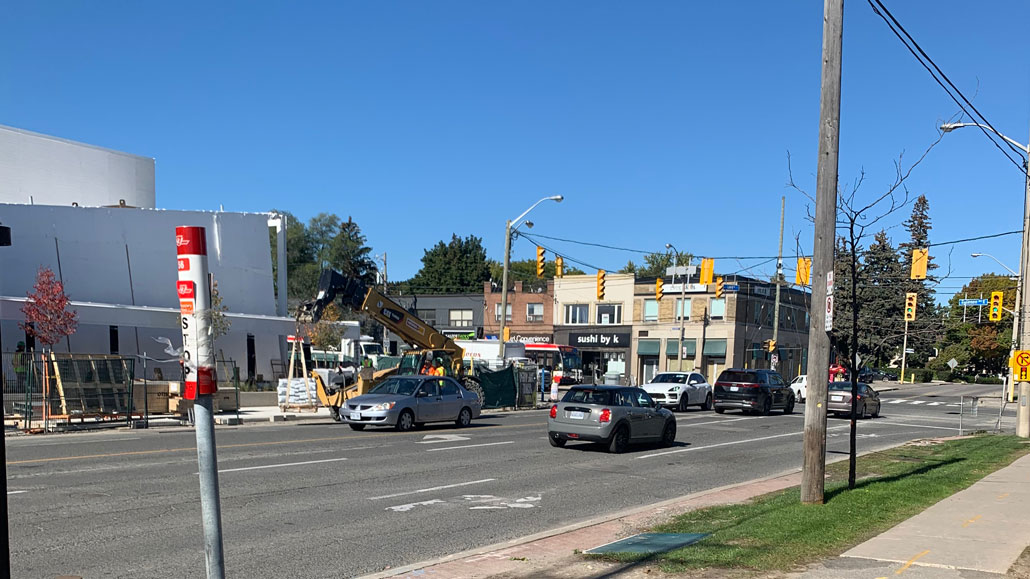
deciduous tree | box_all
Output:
[20,267,78,350]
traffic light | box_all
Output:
[910,248,928,280]
[503,326,511,342]
[655,278,664,301]
[904,292,917,321]
[990,291,1004,322]
[596,270,606,300]
[762,339,776,353]
[796,257,812,285]
[555,256,564,278]
[536,246,545,278]
[700,258,715,285]
[715,276,724,299]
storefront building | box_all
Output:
[482,280,554,344]
[552,273,635,383]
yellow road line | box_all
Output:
[895,550,930,575]
[6,422,537,465]
[962,514,982,528]
[998,492,1010,499]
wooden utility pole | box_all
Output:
[771,196,785,371]
[801,0,843,505]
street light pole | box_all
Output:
[972,252,1021,402]
[942,122,1030,436]
[667,243,686,371]
[499,196,563,358]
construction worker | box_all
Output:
[431,358,446,377]
[13,341,27,391]
[420,354,434,375]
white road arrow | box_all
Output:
[416,434,471,444]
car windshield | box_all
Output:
[369,378,419,396]
[718,371,758,383]
[562,389,612,405]
[362,344,384,355]
[650,374,687,384]
[791,376,805,384]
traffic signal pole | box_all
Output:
[771,196,785,371]
[900,320,909,385]
[1017,118,1030,438]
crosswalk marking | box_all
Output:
[888,399,905,404]
[909,400,926,405]
[927,402,944,406]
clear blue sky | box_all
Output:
[2,1,1028,299]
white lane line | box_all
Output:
[6,491,27,495]
[681,417,756,428]
[927,402,944,406]
[426,441,513,452]
[369,478,496,501]
[637,425,851,459]
[908,400,926,405]
[216,457,348,474]
[887,399,906,404]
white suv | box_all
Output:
[790,375,808,403]
[643,372,713,412]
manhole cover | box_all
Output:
[585,533,709,555]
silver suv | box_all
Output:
[547,385,677,453]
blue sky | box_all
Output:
[2,1,1028,299]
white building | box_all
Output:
[0,125,291,383]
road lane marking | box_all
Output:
[215,457,348,473]
[998,493,1010,499]
[895,549,930,574]
[887,400,906,404]
[369,478,497,500]
[426,441,513,452]
[386,499,444,512]
[6,422,541,465]
[6,491,27,495]
[908,401,925,405]
[962,515,981,528]
[10,437,142,447]
[680,417,755,427]
[417,434,471,444]
[927,402,944,406]
[637,425,851,459]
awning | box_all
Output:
[637,339,660,356]
[703,339,728,357]
[666,338,696,357]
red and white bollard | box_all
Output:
[175,226,225,578]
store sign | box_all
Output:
[569,332,631,348]
[512,334,552,344]
[664,283,709,294]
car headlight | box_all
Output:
[669,386,680,392]
[370,402,396,411]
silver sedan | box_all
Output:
[340,376,482,431]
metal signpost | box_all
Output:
[176,226,226,578]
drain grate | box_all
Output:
[585,532,709,555]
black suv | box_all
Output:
[713,369,795,415]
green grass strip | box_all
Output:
[594,435,1029,573]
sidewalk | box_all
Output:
[364,447,1030,579]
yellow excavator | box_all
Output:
[296,269,483,420]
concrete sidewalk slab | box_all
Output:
[837,452,1030,575]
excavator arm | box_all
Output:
[297,269,464,360]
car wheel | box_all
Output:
[331,406,342,422]
[783,396,795,415]
[860,403,868,419]
[872,404,880,418]
[349,424,365,431]
[714,407,725,414]
[661,420,676,447]
[395,410,415,432]
[608,425,629,454]
[678,396,690,413]
[548,434,566,448]
[760,397,772,416]
[701,394,713,411]
[455,407,472,428]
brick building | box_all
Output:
[482,280,554,344]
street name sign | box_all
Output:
[958,299,989,307]
[723,283,740,292]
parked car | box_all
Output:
[547,385,676,453]
[790,374,808,403]
[643,371,713,412]
[827,382,881,418]
[872,369,899,381]
[339,375,481,431]
[713,369,795,415]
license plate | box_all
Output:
[730,386,739,392]
[569,411,586,419]
[350,412,361,420]
[831,395,843,402]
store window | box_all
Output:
[564,304,589,325]
[417,309,436,326]
[494,303,512,322]
[449,309,473,328]
[676,298,691,321]
[526,303,544,323]
[710,298,726,320]
[643,299,658,322]
[596,303,622,325]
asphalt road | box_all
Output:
[5,382,1014,578]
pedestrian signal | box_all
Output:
[555,256,564,278]
[655,278,664,301]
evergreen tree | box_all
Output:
[859,230,906,366]
[269,210,319,302]
[408,234,491,293]
[830,236,862,367]
[898,195,941,365]
[329,217,377,286]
